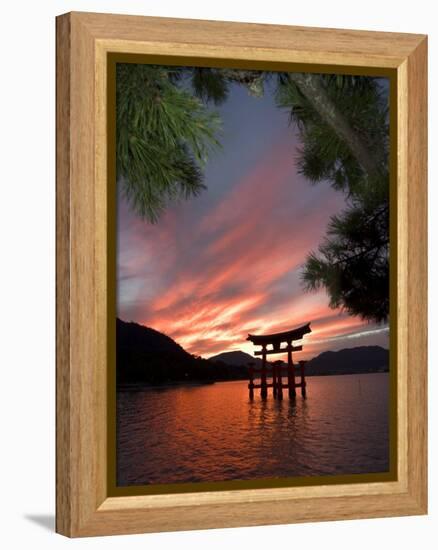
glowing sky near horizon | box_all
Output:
[117,80,389,360]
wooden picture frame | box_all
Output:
[56,11,427,537]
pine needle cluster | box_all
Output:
[116,64,221,222]
[276,74,390,322]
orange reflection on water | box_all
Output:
[117,374,390,486]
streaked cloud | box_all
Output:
[117,83,388,360]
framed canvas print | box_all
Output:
[56,12,427,537]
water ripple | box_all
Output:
[116,373,389,486]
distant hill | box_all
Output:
[116,319,248,386]
[117,318,189,358]
[208,350,263,368]
[305,346,389,376]
[116,320,389,386]
[209,346,389,376]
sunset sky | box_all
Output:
[117,79,389,360]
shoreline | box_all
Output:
[117,370,389,392]
[117,380,217,392]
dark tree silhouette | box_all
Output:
[116,64,221,222]
[275,74,389,323]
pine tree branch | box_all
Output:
[329,238,389,267]
[288,73,380,178]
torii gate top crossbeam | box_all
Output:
[246,323,311,347]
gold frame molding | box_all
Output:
[56,11,427,537]
[105,54,399,498]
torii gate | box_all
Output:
[246,323,311,399]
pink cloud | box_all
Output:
[117,134,373,360]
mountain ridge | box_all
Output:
[116,318,248,385]
[116,318,389,385]
[208,350,263,367]
[209,345,389,376]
